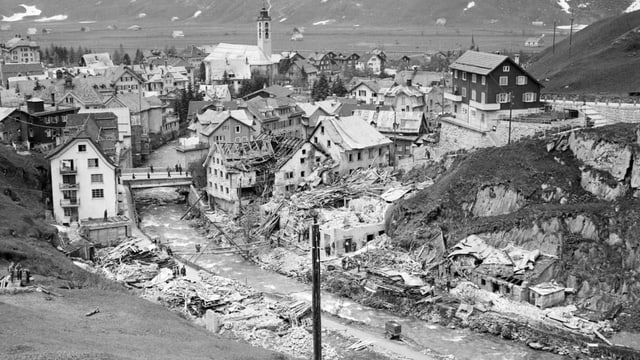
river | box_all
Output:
[139,202,558,360]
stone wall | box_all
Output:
[547,99,640,124]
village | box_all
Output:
[2,2,640,359]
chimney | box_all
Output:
[514,54,520,65]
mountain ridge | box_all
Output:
[0,0,636,28]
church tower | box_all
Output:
[257,1,272,59]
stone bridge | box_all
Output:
[119,167,192,190]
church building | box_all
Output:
[203,4,281,92]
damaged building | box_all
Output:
[446,234,564,308]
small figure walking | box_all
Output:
[167,167,171,177]
[175,164,179,172]
[150,165,154,173]
[195,243,201,253]
[147,172,151,179]
[132,173,136,179]
[179,164,183,175]
[181,266,186,277]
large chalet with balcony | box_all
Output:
[444,51,542,131]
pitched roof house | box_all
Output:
[445,50,542,131]
[309,115,392,174]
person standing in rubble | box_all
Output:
[181,265,186,277]
[195,244,201,253]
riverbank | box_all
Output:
[140,199,560,359]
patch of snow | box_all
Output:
[138,13,146,19]
[193,10,202,18]
[313,19,335,26]
[171,16,179,22]
[1,4,42,22]
[79,20,96,24]
[557,24,588,31]
[464,1,476,11]
[279,17,287,22]
[557,0,571,14]
[35,14,68,22]
[625,0,640,13]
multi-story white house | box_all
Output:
[47,131,117,225]
[4,35,40,64]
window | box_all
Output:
[208,167,211,174]
[471,89,476,101]
[453,70,458,79]
[499,76,508,86]
[516,76,527,85]
[481,92,486,103]
[300,171,305,177]
[523,92,537,103]
[327,140,331,147]
[503,65,510,72]
[235,126,241,133]
[496,93,511,103]
[357,152,362,160]
[215,184,218,190]
[226,187,229,194]
[78,144,86,152]
[358,90,366,97]
[461,72,467,80]
[91,189,104,198]
[471,74,477,83]
[88,158,99,168]
[314,136,318,143]
[301,149,306,155]
[63,208,75,217]
[461,87,467,98]
[300,158,305,164]
[348,154,353,162]
[321,126,324,134]
[91,174,103,183]
[481,76,486,85]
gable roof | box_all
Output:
[243,85,293,100]
[449,51,509,75]
[0,107,18,122]
[352,110,425,134]
[79,107,131,139]
[203,138,274,170]
[450,50,542,86]
[106,93,163,113]
[383,84,424,98]
[188,100,216,120]
[394,70,444,87]
[46,130,116,168]
[199,109,254,136]
[315,115,391,151]
[204,43,274,66]
[82,53,114,68]
[348,78,395,93]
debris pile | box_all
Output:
[257,247,310,278]
[98,239,176,287]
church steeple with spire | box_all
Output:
[257,1,272,58]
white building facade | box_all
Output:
[48,137,117,224]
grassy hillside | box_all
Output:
[0,290,282,360]
[0,0,635,28]
[528,10,640,96]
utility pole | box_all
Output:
[508,92,513,144]
[552,21,557,54]
[311,213,322,360]
[569,16,574,58]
